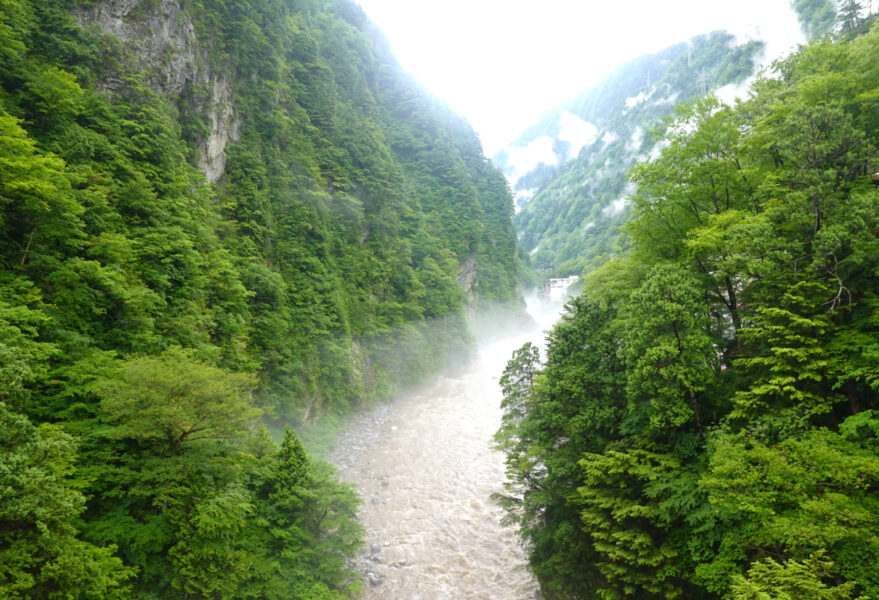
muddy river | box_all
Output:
[332,299,560,599]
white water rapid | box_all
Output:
[332,298,562,600]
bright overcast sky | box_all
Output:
[354,0,806,154]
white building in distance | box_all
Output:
[540,276,579,301]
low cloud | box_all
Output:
[557,111,598,159]
[602,196,629,216]
[505,136,558,185]
[625,91,650,108]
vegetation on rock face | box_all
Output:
[0,0,520,596]
[496,18,879,600]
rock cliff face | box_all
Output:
[457,253,477,304]
[196,77,239,183]
[74,0,239,183]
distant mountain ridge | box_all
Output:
[495,30,764,277]
[497,1,875,279]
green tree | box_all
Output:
[624,264,718,434]
[0,278,57,411]
[699,419,879,596]
[0,112,83,269]
[243,428,362,600]
[496,341,541,439]
[494,343,544,528]
[97,348,260,456]
[88,350,261,598]
[497,19,879,600]
[792,0,838,39]
[0,403,134,599]
[837,0,866,38]
[495,299,631,599]
[733,552,866,600]
[275,426,310,493]
[0,0,521,597]
[732,281,842,419]
[628,97,757,332]
[578,448,696,600]
[167,484,253,600]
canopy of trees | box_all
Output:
[496,19,879,600]
[0,0,520,597]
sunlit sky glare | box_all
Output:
[354,0,807,154]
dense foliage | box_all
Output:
[792,0,839,38]
[792,0,879,41]
[497,21,879,600]
[0,0,520,597]
[499,31,763,277]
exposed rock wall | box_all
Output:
[457,253,477,305]
[74,0,239,183]
[197,77,239,183]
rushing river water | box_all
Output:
[332,299,561,600]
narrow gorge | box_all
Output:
[3,1,879,600]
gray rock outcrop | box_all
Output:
[74,0,239,183]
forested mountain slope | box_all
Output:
[495,31,763,276]
[496,18,879,600]
[792,0,874,40]
[0,0,521,597]
[2,0,522,425]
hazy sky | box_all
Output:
[354,0,806,154]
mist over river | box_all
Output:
[331,298,562,599]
